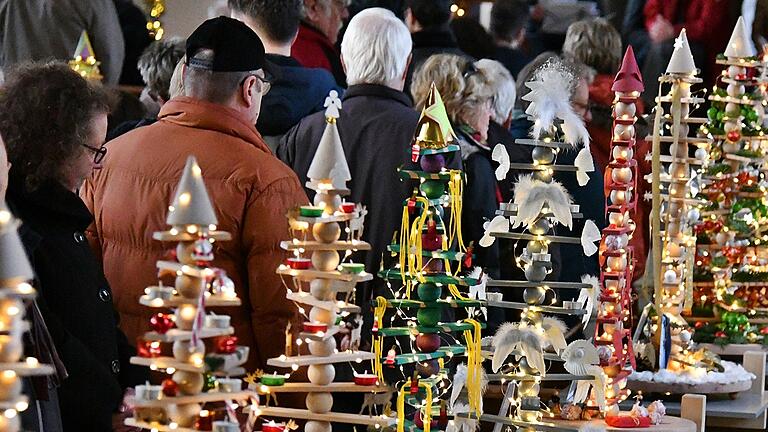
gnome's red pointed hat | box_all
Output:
[612,46,644,93]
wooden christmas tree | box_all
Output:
[254,91,394,432]
[0,206,53,432]
[68,31,103,81]
[125,156,253,431]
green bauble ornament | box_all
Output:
[420,180,446,199]
[707,107,719,121]
[417,283,442,301]
[417,307,441,327]
[202,372,216,392]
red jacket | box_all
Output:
[292,22,345,85]
[81,97,308,371]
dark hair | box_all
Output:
[406,0,452,28]
[138,37,186,101]
[0,62,114,190]
[450,17,495,60]
[228,0,302,44]
[490,0,529,43]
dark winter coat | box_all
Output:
[258,54,343,137]
[405,26,467,96]
[7,175,146,431]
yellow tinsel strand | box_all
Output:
[399,205,410,288]
[407,197,430,288]
[372,297,388,382]
[397,380,433,432]
[441,227,469,300]
[462,319,483,417]
[448,170,466,252]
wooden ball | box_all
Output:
[416,333,441,352]
[0,336,22,363]
[0,373,22,400]
[172,339,205,362]
[611,167,633,184]
[417,283,441,301]
[417,307,441,327]
[420,154,446,173]
[176,242,197,265]
[309,279,333,299]
[175,304,197,330]
[609,190,630,205]
[416,359,440,376]
[727,83,745,97]
[608,212,624,227]
[306,392,334,413]
[172,371,204,395]
[532,169,552,182]
[314,193,341,213]
[308,339,336,357]
[728,65,746,77]
[606,256,627,272]
[614,102,636,118]
[524,263,547,282]
[529,218,550,235]
[166,403,201,427]
[312,222,341,243]
[175,274,204,299]
[309,307,337,326]
[420,180,446,199]
[308,364,335,385]
[531,147,555,164]
[526,240,547,254]
[613,124,634,140]
[0,411,20,432]
[517,380,539,397]
[612,146,632,161]
[305,421,332,432]
[663,269,677,284]
[311,250,340,271]
[523,287,545,305]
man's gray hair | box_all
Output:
[340,8,411,87]
[183,49,257,104]
[475,59,516,123]
[138,37,186,101]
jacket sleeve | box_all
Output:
[80,177,104,264]
[89,0,125,85]
[242,175,309,367]
[276,124,299,168]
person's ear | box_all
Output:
[304,0,320,21]
[241,75,258,107]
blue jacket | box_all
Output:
[257,54,343,137]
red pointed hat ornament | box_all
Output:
[612,46,644,93]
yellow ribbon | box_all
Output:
[397,379,433,432]
[372,297,388,382]
[441,226,469,300]
[407,197,430,293]
[462,319,483,417]
[448,170,466,252]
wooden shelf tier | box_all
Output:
[496,209,583,219]
[486,373,593,381]
[130,356,205,373]
[298,326,341,342]
[0,286,37,299]
[716,58,762,67]
[276,267,373,283]
[144,327,233,342]
[486,279,592,289]
[389,345,466,365]
[378,269,478,286]
[489,232,580,244]
[457,413,697,432]
[626,376,753,395]
[156,261,211,278]
[0,362,54,376]
[152,230,231,242]
[486,299,585,315]
[692,343,767,356]
[658,116,708,125]
[709,94,760,105]
[125,418,200,432]
[255,382,390,393]
[654,95,705,104]
[725,153,763,164]
[643,193,706,205]
[398,169,460,181]
[256,406,396,426]
[387,244,468,261]
[285,291,360,313]
[514,138,576,149]
[377,321,486,337]
[647,155,706,165]
[506,162,579,172]
[139,293,241,308]
[383,298,484,309]
[280,240,370,251]
[296,212,360,224]
[267,351,375,368]
[0,396,28,411]
[133,390,255,408]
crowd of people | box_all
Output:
[0,0,762,430]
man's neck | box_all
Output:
[232,13,292,56]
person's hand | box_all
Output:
[649,14,675,43]
[112,388,139,432]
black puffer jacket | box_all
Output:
[7,175,146,431]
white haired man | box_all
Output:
[292,0,349,86]
[279,6,415,342]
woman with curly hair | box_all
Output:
[0,62,146,431]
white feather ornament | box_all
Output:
[479,215,509,247]
[574,145,595,186]
[447,403,480,432]
[562,340,607,410]
[492,143,511,181]
[578,275,599,326]
[522,59,590,146]
[580,220,601,256]
[491,322,546,375]
[541,317,567,354]
[512,174,573,229]
[450,363,468,409]
[467,268,487,319]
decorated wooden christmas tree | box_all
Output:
[372,83,485,432]
[68,31,103,81]
[0,206,53,432]
[125,156,253,431]
[253,91,394,432]
[692,17,768,327]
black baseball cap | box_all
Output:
[186,16,277,80]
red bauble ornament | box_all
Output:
[727,130,741,143]
[694,321,704,329]
[161,378,179,396]
[421,220,442,251]
[136,338,161,358]
[215,336,238,354]
[149,313,175,334]
[760,326,768,335]
[715,331,727,338]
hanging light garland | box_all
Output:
[145,0,166,40]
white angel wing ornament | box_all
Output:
[492,144,511,181]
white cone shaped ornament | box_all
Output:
[166,156,218,226]
[666,29,697,74]
[724,16,756,58]
[0,207,34,287]
[306,90,351,190]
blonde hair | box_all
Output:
[562,17,621,75]
[410,54,493,126]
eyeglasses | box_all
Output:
[82,143,107,164]
[242,73,272,95]
[462,61,479,80]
